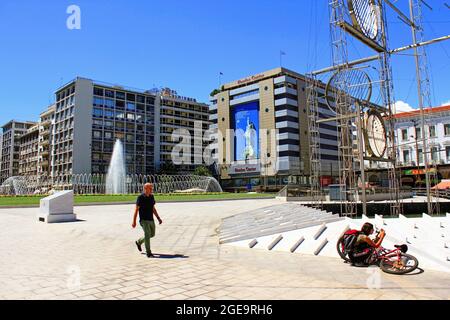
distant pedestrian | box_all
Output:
[132,183,162,258]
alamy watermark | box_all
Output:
[66,5,81,30]
[170,122,281,172]
[66,265,81,289]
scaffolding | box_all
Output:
[305,74,323,208]
[306,0,450,217]
[409,0,440,215]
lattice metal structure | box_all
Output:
[409,0,440,215]
[307,0,404,217]
[305,74,323,208]
[376,4,403,217]
[330,0,359,216]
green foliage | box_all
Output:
[193,165,213,177]
[210,88,220,97]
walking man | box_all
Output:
[132,183,162,258]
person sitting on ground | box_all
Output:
[349,222,386,267]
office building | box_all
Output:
[209,67,339,190]
[0,120,36,183]
[38,105,55,177]
[51,77,210,183]
[18,124,40,177]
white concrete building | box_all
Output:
[0,120,36,183]
[394,105,450,167]
[51,77,210,184]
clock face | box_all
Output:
[366,111,387,158]
[348,0,381,40]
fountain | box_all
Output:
[0,139,223,195]
[105,139,126,194]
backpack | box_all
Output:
[342,229,360,254]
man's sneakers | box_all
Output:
[135,241,154,258]
[135,241,142,252]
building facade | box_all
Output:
[18,124,40,177]
[210,67,339,190]
[51,77,210,183]
[38,105,55,177]
[393,104,450,184]
[0,120,36,183]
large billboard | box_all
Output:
[232,101,259,161]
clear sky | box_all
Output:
[0,0,449,125]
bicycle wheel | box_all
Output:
[379,253,419,275]
[336,236,351,262]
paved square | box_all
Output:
[0,199,449,300]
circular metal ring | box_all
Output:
[364,108,387,158]
[325,68,373,114]
[348,0,381,40]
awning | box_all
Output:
[432,179,450,190]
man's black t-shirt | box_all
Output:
[136,193,156,221]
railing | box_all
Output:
[0,174,223,195]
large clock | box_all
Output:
[348,0,381,40]
[365,109,387,158]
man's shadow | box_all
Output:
[141,253,189,259]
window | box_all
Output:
[126,102,136,111]
[92,153,101,160]
[93,108,103,117]
[104,110,114,118]
[418,149,423,164]
[104,142,113,152]
[116,111,125,119]
[104,131,113,140]
[126,134,135,142]
[446,146,450,161]
[93,130,102,139]
[105,98,114,108]
[429,125,436,138]
[116,100,125,109]
[137,95,145,103]
[415,127,421,139]
[230,89,259,100]
[94,87,104,96]
[431,147,438,161]
[105,90,114,98]
[104,121,113,127]
[401,129,408,141]
[146,96,155,105]
[116,91,125,100]
[126,93,136,101]
[403,150,410,163]
[127,113,135,120]
[94,97,104,106]
[445,124,450,136]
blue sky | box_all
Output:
[0,0,449,125]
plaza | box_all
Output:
[0,198,448,300]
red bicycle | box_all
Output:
[337,232,419,275]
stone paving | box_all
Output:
[0,199,449,300]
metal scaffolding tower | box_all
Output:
[305,74,323,209]
[409,0,440,215]
[306,0,450,217]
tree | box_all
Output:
[210,89,220,97]
[158,162,178,174]
[194,165,212,177]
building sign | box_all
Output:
[403,168,437,176]
[237,74,265,85]
[228,163,261,175]
[232,101,260,161]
